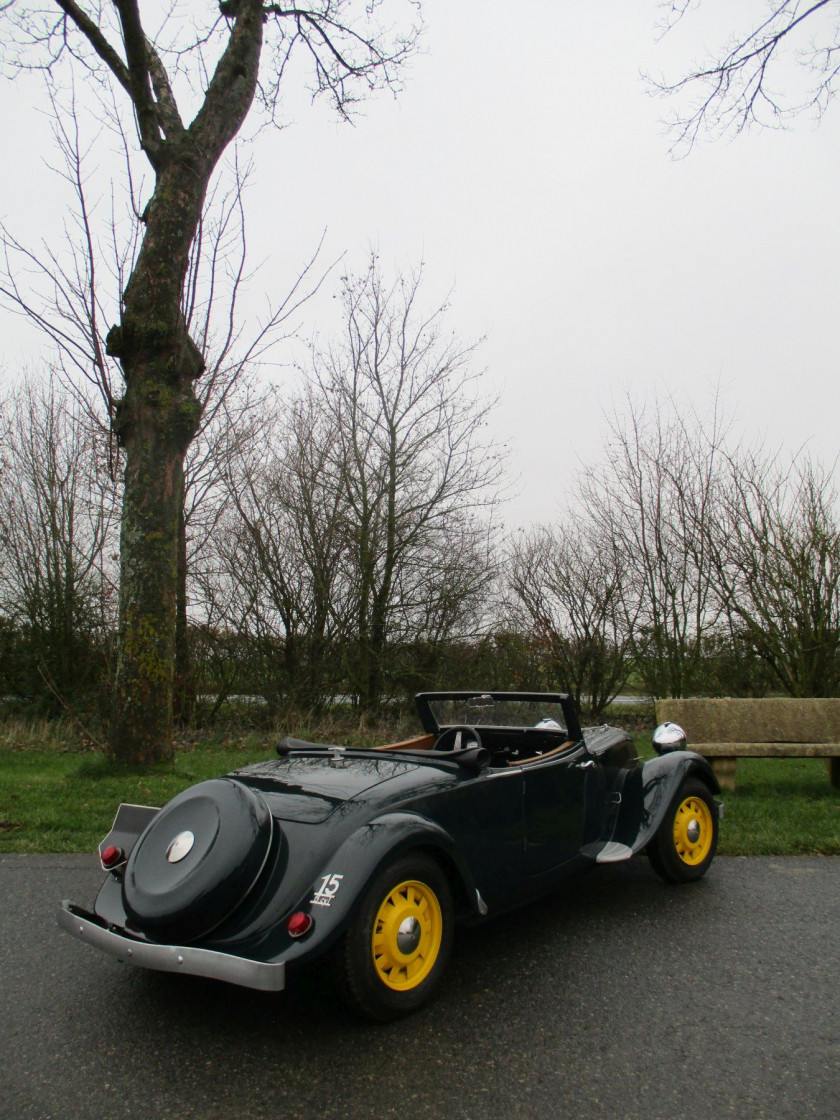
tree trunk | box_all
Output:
[107,159,207,764]
[111,380,200,764]
[105,0,265,758]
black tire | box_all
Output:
[648,777,718,884]
[331,853,454,1021]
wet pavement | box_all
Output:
[1,853,838,1119]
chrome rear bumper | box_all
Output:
[57,901,286,992]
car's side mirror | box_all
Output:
[652,721,687,755]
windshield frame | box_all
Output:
[415,691,582,742]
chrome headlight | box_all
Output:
[652,721,687,754]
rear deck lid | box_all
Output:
[232,755,419,823]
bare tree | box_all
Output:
[174,185,328,723]
[507,523,636,717]
[651,1,840,153]
[2,1,420,762]
[0,376,119,713]
[207,258,502,715]
[203,386,347,711]
[709,451,840,696]
[311,258,503,710]
[0,83,136,452]
[1,110,328,735]
[580,393,727,698]
[388,518,496,678]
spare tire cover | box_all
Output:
[123,778,273,941]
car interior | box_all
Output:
[374,726,576,767]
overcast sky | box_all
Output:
[2,0,839,526]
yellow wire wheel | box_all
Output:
[672,794,714,866]
[371,878,443,991]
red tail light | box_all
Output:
[101,844,123,868]
[286,911,313,938]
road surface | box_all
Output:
[1,853,837,1119]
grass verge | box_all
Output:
[708,757,840,855]
[0,724,838,855]
[0,742,272,853]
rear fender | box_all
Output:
[97,803,160,872]
[611,752,721,854]
[282,811,481,966]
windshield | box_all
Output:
[417,692,581,739]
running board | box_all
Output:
[594,841,634,863]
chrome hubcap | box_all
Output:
[396,915,421,954]
[166,830,195,863]
[686,819,701,844]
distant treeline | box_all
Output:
[1,352,838,729]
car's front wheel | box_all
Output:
[648,777,718,883]
[331,854,453,1021]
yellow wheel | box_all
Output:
[672,794,714,866]
[371,879,443,991]
[332,855,453,1020]
[649,777,719,883]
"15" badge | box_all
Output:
[310,873,344,907]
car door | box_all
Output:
[521,741,605,878]
[429,765,525,912]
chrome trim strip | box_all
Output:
[57,901,286,992]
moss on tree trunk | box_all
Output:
[173,503,195,727]
[105,153,208,764]
[111,372,201,765]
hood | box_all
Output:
[231,755,420,823]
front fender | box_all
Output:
[611,751,721,855]
[281,811,480,967]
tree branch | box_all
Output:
[188,0,264,162]
[52,0,131,94]
[651,0,838,154]
[145,40,185,140]
[111,0,164,166]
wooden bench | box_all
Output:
[654,698,840,792]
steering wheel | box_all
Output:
[434,725,483,752]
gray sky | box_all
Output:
[2,0,839,525]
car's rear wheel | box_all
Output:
[331,854,453,1021]
[648,777,718,883]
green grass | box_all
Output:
[710,757,840,855]
[1,724,838,855]
[0,711,418,853]
[0,741,273,852]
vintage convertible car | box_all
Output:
[58,692,721,1020]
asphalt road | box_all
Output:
[1,854,838,1120]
